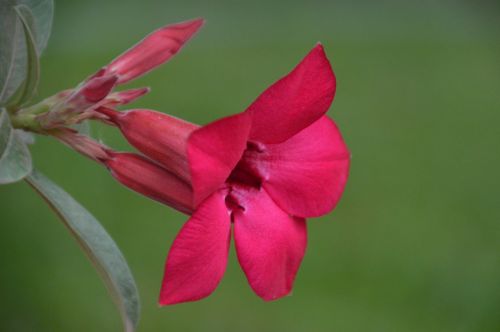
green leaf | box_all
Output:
[14,128,35,145]
[26,169,140,332]
[0,0,53,105]
[0,2,26,104]
[20,0,54,54]
[6,5,40,107]
[0,108,32,184]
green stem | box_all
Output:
[8,96,56,133]
[9,110,43,133]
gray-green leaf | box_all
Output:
[0,108,32,184]
[0,1,27,104]
[20,0,54,53]
[6,5,40,107]
[26,169,140,332]
[0,0,53,105]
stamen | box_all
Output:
[225,190,245,213]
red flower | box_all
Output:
[156,44,350,305]
[95,44,349,305]
[44,16,349,305]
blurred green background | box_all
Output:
[1,0,500,331]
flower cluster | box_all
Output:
[38,18,350,305]
[37,19,204,129]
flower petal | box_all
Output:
[106,18,204,84]
[188,112,251,206]
[254,116,350,218]
[79,74,119,103]
[247,44,336,144]
[233,187,307,301]
[102,87,150,107]
[159,190,231,305]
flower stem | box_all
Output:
[9,110,43,133]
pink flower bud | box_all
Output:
[97,107,198,183]
[104,18,204,84]
[50,128,109,163]
[32,18,203,130]
[51,127,193,214]
[38,75,119,129]
[104,152,194,214]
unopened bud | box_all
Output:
[50,128,109,163]
[97,107,198,183]
[104,152,194,214]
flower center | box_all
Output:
[225,141,266,214]
[227,141,264,189]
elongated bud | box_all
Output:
[50,128,110,163]
[105,152,194,214]
[104,18,205,84]
[98,107,198,183]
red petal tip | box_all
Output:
[81,74,118,103]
